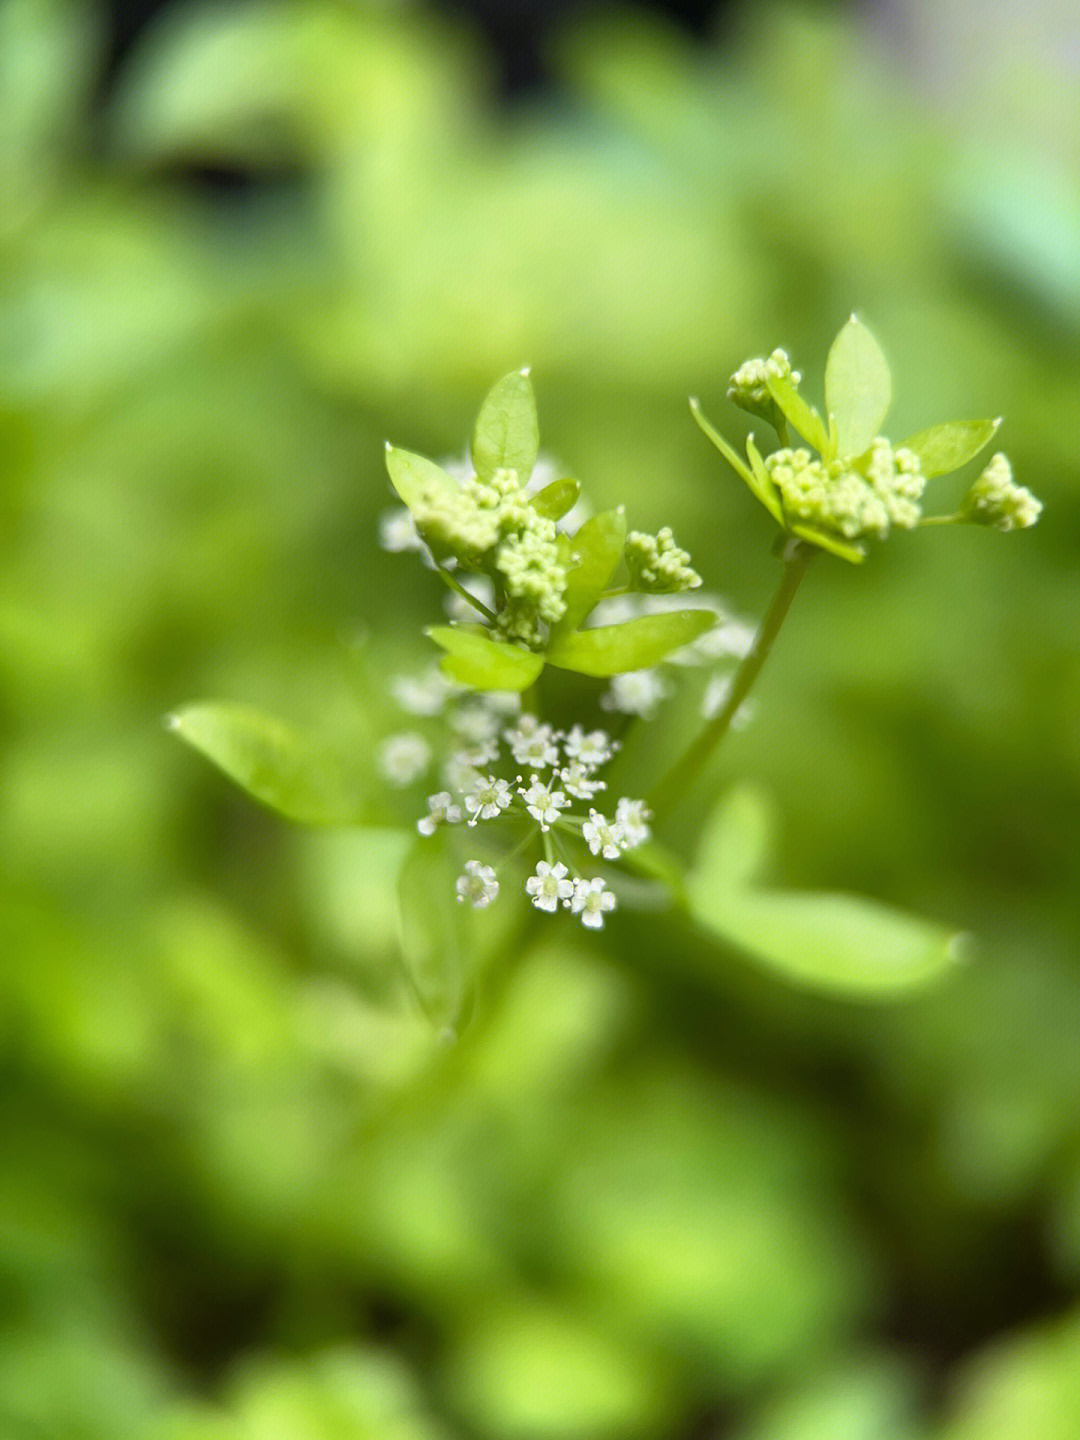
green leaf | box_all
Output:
[693,784,776,893]
[385,444,457,515]
[426,625,545,691]
[472,370,539,483]
[824,315,892,459]
[898,418,1001,478]
[546,609,716,677]
[551,508,627,637]
[687,788,965,997]
[789,523,867,564]
[690,884,966,999]
[531,478,580,521]
[690,398,784,525]
[765,370,830,455]
[167,702,362,825]
[397,833,474,1034]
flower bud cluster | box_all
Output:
[416,713,651,929]
[766,440,927,542]
[960,454,1042,531]
[624,527,703,593]
[727,349,802,421]
[403,463,570,645]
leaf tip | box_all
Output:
[385,440,393,452]
[519,365,531,377]
[689,395,700,410]
[163,712,182,733]
[849,311,860,324]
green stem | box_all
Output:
[434,564,497,622]
[646,539,814,823]
[918,514,960,527]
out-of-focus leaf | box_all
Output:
[688,802,963,997]
[471,370,538,483]
[788,523,867,564]
[167,702,364,826]
[899,418,1000,477]
[546,609,715,677]
[693,784,775,893]
[765,370,830,455]
[384,444,457,515]
[426,625,544,691]
[397,833,473,1034]
[531,477,580,521]
[824,315,892,459]
[690,398,784,524]
[692,885,964,998]
[551,508,627,636]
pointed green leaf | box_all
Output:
[765,370,830,455]
[689,881,965,999]
[531,478,580,521]
[551,508,627,637]
[690,398,784,525]
[546,609,716,677]
[426,625,544,691]
[898,418,1001,478]
[472,370,538,482]
[385,444,457,515]
[789,523,867,564]
[824,316,892,459]
[167,702,362,825]
[397,833,474,1034]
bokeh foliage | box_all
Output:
[2,0,1079,1436]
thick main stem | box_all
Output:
[647,540,814,823]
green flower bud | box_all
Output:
[727,349,802,432]
[959,453,1042,531]
[624,527,703,593]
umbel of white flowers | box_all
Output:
[416,714,651,929]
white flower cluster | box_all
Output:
[765,440,927,542]
[416,715,652,930]
[960,453,1042,531]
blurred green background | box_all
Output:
[3,0,1080,1435]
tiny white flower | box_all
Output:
[454,738,501,770]
[379,732,431,786]
[571,876,616,929]
[456,860,499,908]
[701,674,756,729]
[519,774,570,830]
[508,721,561,769]
[600,668,671,718]
[692,613,756,662]
[482,691,522,718]
[418,791,463,836]
[379,506,424,553]
[525,860,575,912]
[463,774,517,825]
[448,701,502,745]
[503,713,542,743]
[559,760,606,800]
[392,666,456,716]
[442,752,481,794]
[615,797,651,848]
[582,808,625,860]
[563,725,617,767]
